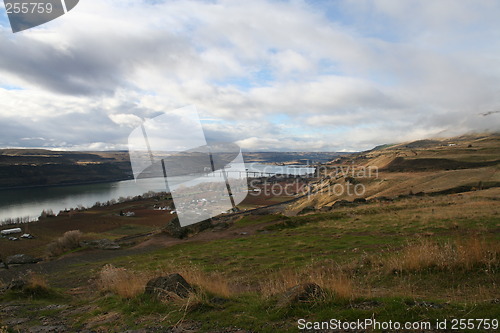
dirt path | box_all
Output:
[0,214,283,290]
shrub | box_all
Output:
[388,237,499,273]
[260,266,354,300]
[97,264,147,298]
[46,230,83,257]
[39,209,55,219]
[25,271,49,291]
[16,271,55,298]
[178,267,232,298]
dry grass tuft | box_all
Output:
[176,267,233,298]
[260,265,354,300]
[46,230,83,257]
[97,264,148,298]
[388,237,499,273]
[25,270,49,290]
[21,271,52,297]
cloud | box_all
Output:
[109,113,143,128]
[0,0,499,151]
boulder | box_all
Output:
[164,217,212,239]
[277,283,325,307]
[212,222,230,232]
[297,206,316,215]
[6,279,27,291]
[145,273,192,299]
[164,217,187,239]
[332,200,353,208]
[371,196,393,202]
[6,254,39,265]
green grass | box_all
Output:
[103,224,156,237]
[3,191,498,332]
[85,292,499,332]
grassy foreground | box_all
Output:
[1,188,499,332]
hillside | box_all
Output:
[0,150,133,189]
[291,134,500,211]
[0,134,498,332]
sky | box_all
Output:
[0,0,499,152]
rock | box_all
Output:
[297,206,316,215]
[80,239,120,250]
[4,317,30,325]
[164,217,187,239]
[210,297,229,305]
[371,196,393,202]
[212,222,230,232]
[164,217,212,239]
[6,279,27,291]
[250,208,272,215]
[28,325,67,333]
[145,273,192,299]
[6,254,39,265]
[332,200,353,208]
[405,300,445,309]
[350,300,382,310]
[277,283,325,307]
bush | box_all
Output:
[178,267,232,298]
[260,265,354,300]
[46,230,83,257]
[39,209,55,219]
[24,271,49,294]
[388,237,499,273]
[97,264,148,298]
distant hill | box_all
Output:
[291,133,500,211]
[0,150,347,189]
[243,151,349,164]
[0,150,133,189]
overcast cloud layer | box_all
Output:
[0,0,499,152]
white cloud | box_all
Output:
[0,0,499,151]
[109,113,143,128]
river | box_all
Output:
[0,163,315,224]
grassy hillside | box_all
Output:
[291,134,500,211]
[0,134,498,332]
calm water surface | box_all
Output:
[0,164,315,223]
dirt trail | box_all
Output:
[0,215,281,289]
